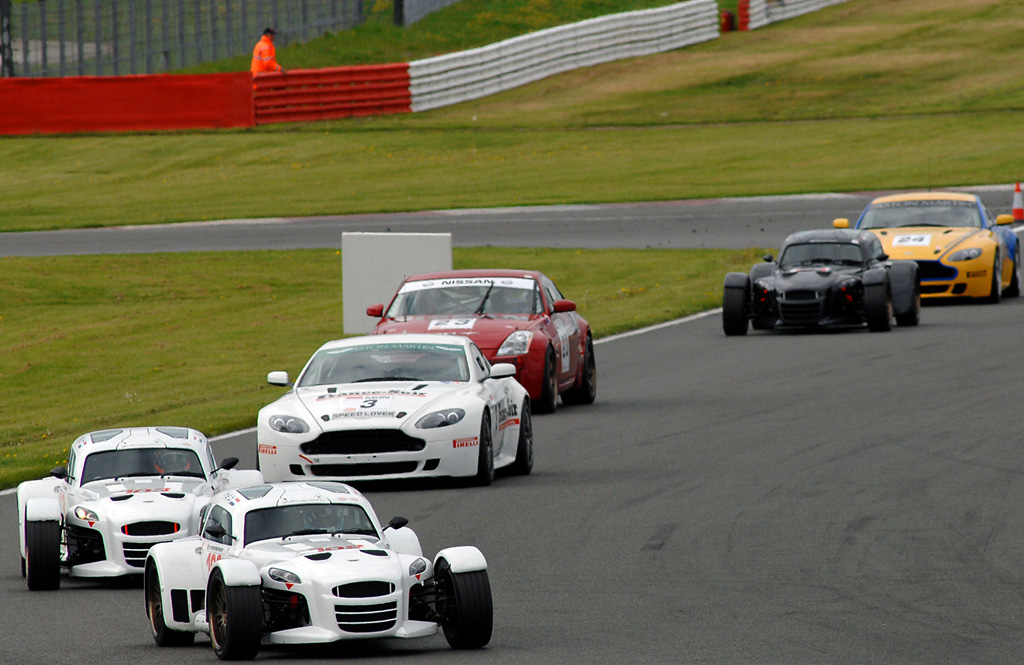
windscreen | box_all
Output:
[385,277,542,316]
[860,200,981,229]
[298,342,470,386]
[778,243,864,269]
[244,503,377,545]
[80,448,205,483]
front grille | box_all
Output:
[921,284,949,294]
[310,462,419,477]
[781,290,817,301]
[335,600,398,633]
[66,524,105,566]
[122,521,180,537]
[916,260,957,281]
[301,430,426,455]
[334,581,395,598]
[122,541,160,568]
[264,588,310,632]
[778,301,822,325]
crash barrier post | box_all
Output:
[720,10,736,32]
[0,71,254,134]
[253,64,411,125]
[409,0,719,113]
[4,0,367,78]
[396,0,466,27]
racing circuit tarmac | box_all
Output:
[2,194,1024,664]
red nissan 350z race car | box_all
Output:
[367,269,596,413]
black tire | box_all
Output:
[894,281,921,327]
[146,561,195,647]
[533,347,558,414]
[473,412,495,486]
[21,555,26,578]
[985,252,1002,303]
[208,570,263,661]
[561,336,596,406]
[435,558,493,650]
[508,401,533,476]
[1004,247,1021,298]
[25,520,61,591]
[864,283,892,332]
[722,287,749,336]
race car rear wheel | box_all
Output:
[473,412,495,486]
[534,347,559,414]
[985,252,1002,303]
[208,570,263,660]
[1004,248,1021,298]
[562,335,596,406]
[509,400,533,476]
[435,557,493,649]
[864,283,892,332]
[25,519,61,591]
[722,287,750,336]
[146,561,195,647]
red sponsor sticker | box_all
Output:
[453,437,479,449]
[258,444,277,455]
[498,418,521,431]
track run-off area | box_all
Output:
[2,191,1024,664]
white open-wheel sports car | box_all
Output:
[16,426,262,591]
[257,334,533,485]
[144,481,493,659]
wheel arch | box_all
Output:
[434,546,487,574]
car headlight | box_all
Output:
[268,568,302,585]
[74,506,98,522]
[268,415,310,433]
[948,247,983,262]
[409,558,427,577]
[415,408,465,429]
[496,330,534,357]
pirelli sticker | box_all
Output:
[453,437,479,449]
[258,444,277,456]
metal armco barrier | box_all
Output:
[745,0,850,29]
[253,64,411,125]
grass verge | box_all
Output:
[0,246,766,489]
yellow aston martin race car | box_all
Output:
[834,192,1021,301]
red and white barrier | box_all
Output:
[253,64,411,125]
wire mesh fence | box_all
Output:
[394,0,464,27]
[0,0,366,77]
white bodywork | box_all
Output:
[146,482,488,645]
[257,334,529,482]
[17,426,261,580]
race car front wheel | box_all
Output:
[864,283,893,332]
[508,400,534,476]
[208,570,263,660]
[722,287,750,336]
[25,520,61,591]
[435,557,493,649]
[985,252,1002,304]
[146,561,195,646]
[534,347,559,414]
[473,412,495,486]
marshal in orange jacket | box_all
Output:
[251,32,282,75]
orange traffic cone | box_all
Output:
[1014,182,1024,221]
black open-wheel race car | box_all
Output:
[722,229,921,335]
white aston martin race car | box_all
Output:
[257,334,533,485]
[144,481,493,659]
[17,426,262,591]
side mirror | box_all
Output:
[833,218,850,229]
[218,457,239,472]
[267,371,290,386]
[551,299,576,313]
[50,466,68,480]
[996,214,1014,226]
[763,254,774,263]
[489,363,517,379]
[203,523,230,540]
[384,516,409,531]
[879,253,889,261]
[366,303,384,317]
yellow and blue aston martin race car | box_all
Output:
[834,192,1021,302]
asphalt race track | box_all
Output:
[2,195,1024,664]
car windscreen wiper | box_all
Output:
[282,528,329,539]
[474,282,495,314]
[351,376,421,383]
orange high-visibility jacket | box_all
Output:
[251,35,281,74]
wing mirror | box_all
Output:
[366,303,384,317]
[763,254,774,263]
[551,299,576,313]
[203,523,232,541]
[833,218,850,229]
[50,466,68,480]
[996,214,1014,226]
[384,516,409,531]
[217,457,239,472]
[267,371,291,386]
[489,363,517,379]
